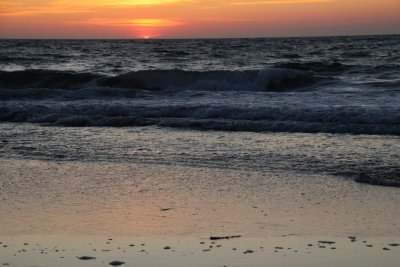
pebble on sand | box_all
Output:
[78,256,96,260]
[318,241,336,245]
[109,260,125,266]
[160,208,173,211]
[348,236,357,242]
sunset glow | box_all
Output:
[0,0,399,38]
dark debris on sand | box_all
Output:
[160,208,173,211]
[78,256,96,260]
[210,235,242,240]
[348,236,357,242]
[109,260,125,266]
[318,241,336,245]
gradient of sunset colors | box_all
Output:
[1,0,399,38]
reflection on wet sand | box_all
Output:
[1,159,400,266]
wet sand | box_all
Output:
[1,159,400,266]
[1,235,400,267]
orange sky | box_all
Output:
[0,0,399,38]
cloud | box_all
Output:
[85,18,183,27]
[0,0,193,16]
[69,0,192,8]
[231,0,333,5]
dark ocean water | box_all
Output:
[0,35,399,135]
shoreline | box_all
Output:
[1,124,400,266]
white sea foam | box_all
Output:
[1,92,399,135]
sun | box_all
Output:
[139,33,163,39]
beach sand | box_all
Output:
[1,159,400,266]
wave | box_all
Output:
[0,70,99,90]
[353,172,400,188]
[0,103,399,135]
[0,68,320,93]
[273,61,351,74]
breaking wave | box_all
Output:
[0,103,399,135]
[273,61,352,74]
[0,68,320,95]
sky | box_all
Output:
[0,0,399,38]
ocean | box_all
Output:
[1,35,400,267]
[1,36,399,133]
[0,35,399,186]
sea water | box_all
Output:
[0,35,399,185]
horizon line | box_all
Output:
[0,33,399,41]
